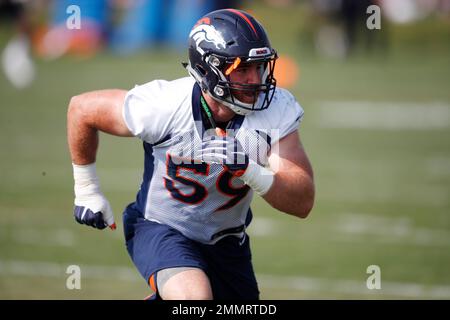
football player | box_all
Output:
[67,8,315,299]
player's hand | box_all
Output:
[72,163,116,230]
[195,134,249,177]
[74,192,115,230]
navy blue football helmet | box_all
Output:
[184,9,278,115]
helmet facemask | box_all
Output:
[210,54,277,115]
[206,51,278,115]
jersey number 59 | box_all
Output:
[164,154,250,211]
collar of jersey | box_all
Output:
[192,83,245,137]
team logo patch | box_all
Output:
[189,24,227,51]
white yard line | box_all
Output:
[0,259,139,282]
[1,259,450,298]
[258,274,450,299]
[316,101,450,130]
[426,156,450,177]
[334,213,450,247]
[320,183,449,208]
[10,228,76,247]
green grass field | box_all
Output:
[1,3,449,299]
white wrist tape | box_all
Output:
[72,163,101,197]
[72,162,115,228]
[240,161,274,196]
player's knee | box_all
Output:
[161,282,213,300]
[173,287,213,300]
[158,268,213,300]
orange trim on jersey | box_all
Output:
[233,169,246,177]
[149,274,157,292]
[226,9,259,39]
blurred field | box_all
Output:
[0,3,449,299]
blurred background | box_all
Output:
[0,0,449,299]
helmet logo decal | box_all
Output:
[189,24,227,52]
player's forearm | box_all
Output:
[262,170,315,218]
[67,95,99,165]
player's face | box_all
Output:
[228,62,265,104]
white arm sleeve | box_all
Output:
[122,80,174,144]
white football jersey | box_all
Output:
[122,76,304,244]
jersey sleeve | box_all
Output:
[122,80,174,144]
[272,88,304,145]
